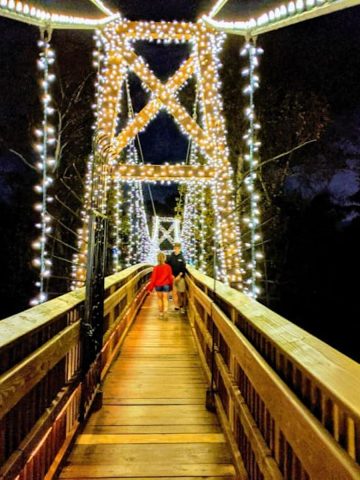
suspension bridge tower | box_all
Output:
[73,17,243,288]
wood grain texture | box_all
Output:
[59,294,236,479]
[0,322,80,419]
[187,268,360,479]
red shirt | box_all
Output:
[147,264,173,292]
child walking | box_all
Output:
[147,252,173,317]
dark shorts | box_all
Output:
[155,285,171,292]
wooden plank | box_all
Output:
[101,397,206,405]
[104,378,207,386]
[59,477,234,480]
[105,373,206,380]
[60,464,236,478]
[117,357,200,363]
[108,368,204,375]
[76,433,226,444]
[84,425,222,434]
[92,388,206,400]
[120,347,197,354]
[87,405,219,425]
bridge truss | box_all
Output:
[1,0,359,302]
[72,18,243,288]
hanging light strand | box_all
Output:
[111,175,122,271]
[71,31,105,289]
[31,34,56,306]
[123,75,152,265]
[240,39,264,298]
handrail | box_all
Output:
[187,266,360,479]
[0,264,151,480]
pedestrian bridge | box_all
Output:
[1,265,360,480]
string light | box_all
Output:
[124,143,152,266]
[74,18,243,287]
[113,163,215,182]
[203,0,337,35]
[194,24,243,284]
[31,36,56,306]
[240,40,263,298]
[198,184,208,273]
[0,0,349,35]
[181,183,197,265]
[151,217,181,259]
[0,1,119,29]
[1,5,342,299]
[111,175,122,272]
[72,31,106,289]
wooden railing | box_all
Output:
[187,267,360,480]
[0,264,151,480]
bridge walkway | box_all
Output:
[59,293,236,479]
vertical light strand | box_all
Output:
[71,31,103,289]
[111,175,122,271]
[138,182,152,262]
[124,74,152,265]
[198,184,207,273]
[125,182,136,266]
[31,33,56,305]
[181,184,197,265]
[181,141,198,265]
[124,143,146,266]
[210,182,228,283]
[240,39,263,298]
[194,24,243,286]
[150,215,160,263]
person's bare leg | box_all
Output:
[156,291,163,313]
[163,292,169,314]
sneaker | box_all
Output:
[180,308,185,314]
[159,312,164,318]
[174,307,180,311]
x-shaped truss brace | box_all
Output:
[103,43,216,163]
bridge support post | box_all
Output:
[80,211,108,421]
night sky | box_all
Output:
[0,1,359,360]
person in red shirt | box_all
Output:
[147,252,173,317]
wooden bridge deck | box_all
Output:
[59,294,236,480]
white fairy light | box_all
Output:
[31,36,56,305]
[111,175,122,272]
[240,40,263,298]
[203,0,343,36]
[124,142,152,267]
[70,18,243,287]
[181,183,197,265]
[72,31,106,290]
[0,1,120,29]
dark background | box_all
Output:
[0,1,359,361]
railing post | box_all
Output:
[80,211,108,420]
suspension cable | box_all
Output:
[185,82,199,167]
